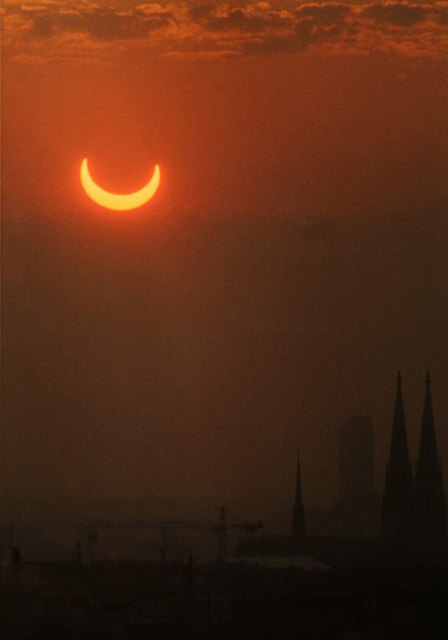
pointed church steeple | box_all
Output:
[381,372,413,541]
[292,451,306,539]
[413,372,447,548]
[416,373,440,472]
[389,372,410,467]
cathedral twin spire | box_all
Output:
[381,371,413,540]
[413,373,447,544]
[290,373,445,548]
[382,372,447,548]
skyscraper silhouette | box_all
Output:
[291,451,305,539]
[381,372,413,542]
[413,372,447,552]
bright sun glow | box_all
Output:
[80,158,160,211]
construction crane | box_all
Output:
[80,507,262,563]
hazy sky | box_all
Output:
[2,1,448,526]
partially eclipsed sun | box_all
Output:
[80,158,160,211]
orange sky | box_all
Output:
[3,55,447,219]
[2,2,448,520]
[2,2,448,220]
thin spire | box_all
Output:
[292,450,305,539]
[389,370,411,467]
[417,370,438,470]
[294,450,303,507]
[381,371,413,540]
[417,371,438,471]
[413,372,447,546]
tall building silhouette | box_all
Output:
[381,372,413,542]
[413,372,447,550]
[338,416,378,535]
[291,451,305,538]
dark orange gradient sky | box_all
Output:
[3,52,448,219]
[2,2,448,526]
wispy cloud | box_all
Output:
[3,1,448,62]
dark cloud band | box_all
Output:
[3,2,448,59]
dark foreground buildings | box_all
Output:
[1,373,447,639]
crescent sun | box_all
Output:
[80,158,160,211]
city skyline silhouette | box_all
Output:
[2,1,447,637]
